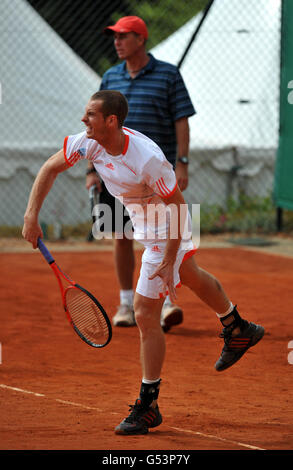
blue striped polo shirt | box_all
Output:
[100,53,196,167]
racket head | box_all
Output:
[64,284,112,348]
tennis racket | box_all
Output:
[37,237,112,348]
[87,184,98,242]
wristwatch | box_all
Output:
[177,156,189,165]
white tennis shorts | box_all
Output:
[136,239,196,299]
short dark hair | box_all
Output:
[90,90,128,128]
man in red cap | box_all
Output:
[86,15,196,332]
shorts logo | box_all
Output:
[152,245,161,253]
[105,163,115,170]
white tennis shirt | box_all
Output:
[64,127,181,243]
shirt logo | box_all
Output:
[105,163,115,170]
[151,245,161,253]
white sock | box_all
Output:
[142,378,161,385]
[216,302,234,318]
[120,289,134,306]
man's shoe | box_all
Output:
[115,399,162,435]
[161,303,183,332]
[215,320,265,372]
[112,305,135,327]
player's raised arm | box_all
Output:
[22,149,70,248]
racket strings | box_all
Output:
[65,288,109,345]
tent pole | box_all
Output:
[177,0,215,69]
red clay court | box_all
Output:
[1,237,293,451]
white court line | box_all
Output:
[55,399,103,411]
[169,426,266,451]
[0,383,119,414]
[0,384,45,397]
[54,399,118,415]
[0,383,264,449]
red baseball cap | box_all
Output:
[104,16,148,39]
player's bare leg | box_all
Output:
[179,255,232,315]
[115,293,164,435]
[134,293,165,381]
[179,255,264,371]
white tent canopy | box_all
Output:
[152,0,281,150]
[151,0,281,206]
[0,0,101,225]
[0,0,100,155]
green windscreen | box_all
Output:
[274,0,293,210]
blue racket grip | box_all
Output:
[37,238,55,264]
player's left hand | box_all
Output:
[148,261,177,304]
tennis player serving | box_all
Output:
[22,90,264,435]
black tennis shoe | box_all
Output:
[115,399,162,435]
[215,320,265,372]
